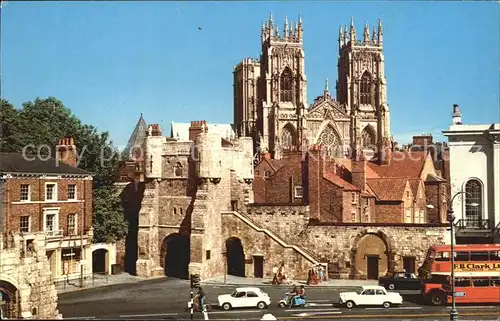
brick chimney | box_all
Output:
[189,120,208,141]
[306,144,326,220]
[149,124,162,136]
[57,137,77,167]
[260,151,271,161]
[351,149,366,191]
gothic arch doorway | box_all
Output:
[354,233,389,279]
[162,233,190,279]
[0,280,19,319]
[361,125,376,149]
[92,249,109,274]
[226,237,245,277]
[316,124,342,157]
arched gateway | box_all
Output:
[352,231,392,280]
[161,233,190,279]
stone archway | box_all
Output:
[0,280,19,319]
[92,249,109,274]
[226,237,245,277]
[351,231,392,280]
[161,233,190,279]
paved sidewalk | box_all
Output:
[55,273,148,294]
[201,275,377,287]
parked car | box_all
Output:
[378,272,421,290]
[339,285,403,309]
[217,287,271,311]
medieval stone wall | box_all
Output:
[0,233,61,319]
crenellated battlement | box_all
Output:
[261,12,303,44]
[247,204,309,217]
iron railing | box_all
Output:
[455,219,491,230]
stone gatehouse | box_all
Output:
[118,121,449,281]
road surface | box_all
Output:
[58,278,500,320]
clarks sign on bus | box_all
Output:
[454,262,500,272]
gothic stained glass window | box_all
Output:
[280,68,293,102]
[317,125,341,157]
[465,179,483,227]
[281,125,295,150]
[360,71,372,105]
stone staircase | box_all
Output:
[222,211,320,265]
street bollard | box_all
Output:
[190,290,194,320]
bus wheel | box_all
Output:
[429,291,446,306]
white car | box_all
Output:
[339,285,403,309]
[217,287,271,311]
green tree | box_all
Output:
[0,97,127,243]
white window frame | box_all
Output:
[19,215,30,233]
[45,182,58,202]
[405,208,412,223]
[67,213,77,235]
[419,209,424,223]
[351,192,357,204]
[67,184,77,200]
[20,184,30,202]
[43,208,60,234]
[294,186,303,198]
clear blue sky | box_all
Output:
[2,1,499,150]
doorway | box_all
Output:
[403,257,416,273]
[226,237,245,277]
[367,255,379,280]
[253,256,264,278]
[163,233,190,279]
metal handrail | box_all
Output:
[455,219,490,230]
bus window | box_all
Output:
[455,252,470,261]
[490,277,500,287]
[471,278,490,287]
[470,252,489,261]
[489,251,500,261]
[455,278,471,287]
[435,251,450,262]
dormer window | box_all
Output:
[294,186,303,198]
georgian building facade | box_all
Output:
[443,105,500,244]
[0,138,94,282]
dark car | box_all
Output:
[378,272,421,290]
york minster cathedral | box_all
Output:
[233,14,392,159]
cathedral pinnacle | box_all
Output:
[377,18,383,45]
[284,16,289,37]
[338,25,344,48]
[363,22,370,43]
[349,17,357,42]
[325,78,329,92]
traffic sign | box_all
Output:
[454,292,466,297]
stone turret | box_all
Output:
[144,124,164,178]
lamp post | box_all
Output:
[429,191,478,321]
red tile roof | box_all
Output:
[408,178,421,195]
[323,171,359,191]
[367,151,427,178]
[367,178,408,201]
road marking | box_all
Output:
[278,311,500,319]
[365,306,422,310]
[63,318,96,320]
[286,308,340,312]
[119,313,178,318]
[292,311,342,317]
[307,303,334,307]
[209,310,263,314]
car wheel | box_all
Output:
[345,301,355,309]
[257,301,267,309]
[388,284,395,290]
[278,302,286,308]
[222,303,232,311]
[383,302,391,309]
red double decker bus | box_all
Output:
[419,244,500,305]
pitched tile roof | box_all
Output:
[0,152,91,176]
[367,151,427,178]
[366,177,408,201]
[408,178,421,195]
[333,158,380,178]
[267,159,288,172]
[323,171,359,191]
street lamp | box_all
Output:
[428,192,478,321]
